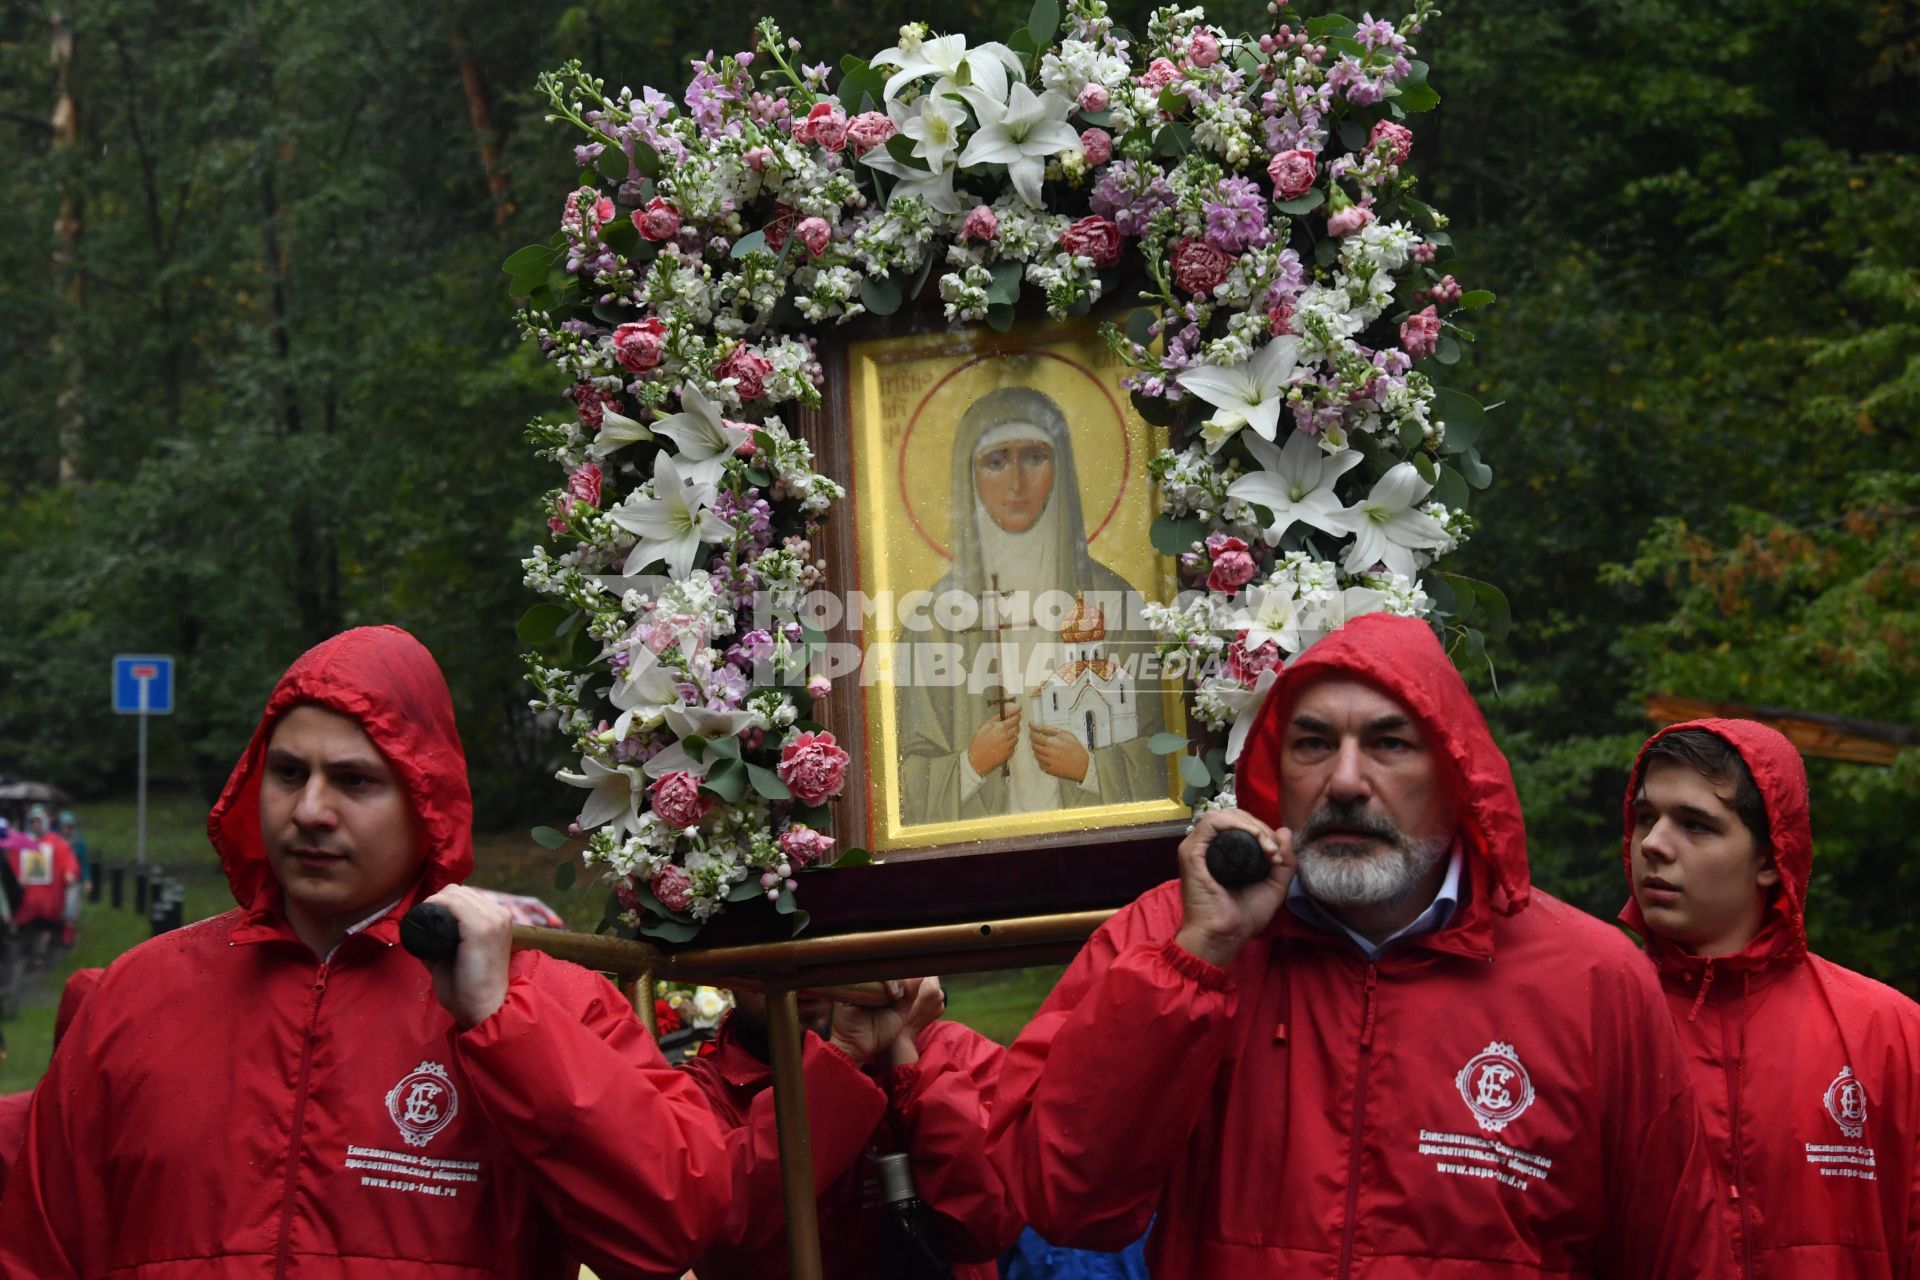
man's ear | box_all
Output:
[1756,850,1781,889]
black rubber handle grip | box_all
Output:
[400,901,461,963]
[1205,827,1271,891]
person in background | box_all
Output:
[681,976,1022,1279]
[13,807,81,952]
[55,811,89,899]
[1621,719,1920,1277]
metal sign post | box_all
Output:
[112,655,175,866]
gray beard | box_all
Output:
[1295,831,1451,909]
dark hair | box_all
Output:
[1641,729,1771,848]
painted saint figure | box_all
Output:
[897,386,1168,823]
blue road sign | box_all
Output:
[113,654,175,715]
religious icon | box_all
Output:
[845,320,1187,853]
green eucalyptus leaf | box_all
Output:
[1413,453,1438,484]
[825,846,875,869]
[746,762,792,800]
[503,244,556,276]
[1456,289,1496,310]
[1396,81,1441,112]
[1126,307,1156,347]
[860,274,903,316]
[702,760,747,802]
[1460,447,1494,489]
[986,259,1023,304]
[1153,123,1192,158]
[1274,189,1325,215]
[637,914,702,943]
[1150,514,1206,556]
[986,302,1017,332]
[1432,388,1485,454]
[631,139,663,179]
[531,824,569,850]
[516,603,571,645]
[1028,0,1060,48]
[595,145,629,182]
[1179,754,1212,788]
[1434,334,1462,365]
[1433,463,1469,510]
[730,229,768,259]
[1148,731,1190,755]
[705,735,740,760]
[789,908,811,937]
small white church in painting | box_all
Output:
[1032,596,1140,750]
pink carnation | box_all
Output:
[1079,127,1113,166]
[845,111,897,156]
[715,345,774,401]
[1225,635,1283,686]
[651,865,695,913]
[1138,57,1182,91]
[806,674,833,700]
[571,381,617,430]
[1400,305,1442,359]
[796,102,848,151]
[777,730,850,805]
[634,197,681,242]
[612,317,668,373]
[1267,149,1317,201]
[1268,302,1296,336]
[1326,199,1376,237]
[566,463,603,509]
[1077,83,1110,113]
[649,771,713,830]
[960,205,999,242]
[1170,238,1234,296]
[1060,215,1124,268]
[1369,119,1414,165]
[777,825,836,868]
[1187,32,1221,68]
[1208,549,1257,593]
[797,216,833,258]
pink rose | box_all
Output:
[1187,32,1221,68]
[566,462,603,509]
[1170,238,1234,295]
[764,204,798,254]
[845,111,897,156]
[1078,127,1113,166]
[1060,215,1124,268]
[806,674,832,700]
[651,865,695,913]
[715,345,774,401]
[650,771,713,831]
[1077,83,1110,113]
[799,102,848,151]
[960,205,999,242]
[1207,549,1258,593]
[1267,149,1318,201]
[1400,305,1442,359]
[1268,302,1296,336]
[1326,199,1375,237]
[1137,57,1182,91]
[1369,119,1414,165]
[612,317,667,372]
[776,730,850,805]
[777,825,836,868]
[634,197,681,242]
[1225,635,1282,686]
[796,216,833,258]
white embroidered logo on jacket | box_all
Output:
[386,1061,460,1148]
[1456,1041,1536,1134]
[1824,1065,1867,1139]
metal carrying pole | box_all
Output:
[768,988,824,1280]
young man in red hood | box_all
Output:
[1622,718,1920,1277]
[989,613,1733,1279]
[0,625,763,1279]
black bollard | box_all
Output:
[109,864,124,910]
[167,893,185,933]
[135,869,149,915]
[89,857,103,903]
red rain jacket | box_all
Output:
[680,1012,1020,1279]
[0,625,758,1279]
[8,830,80,928]
[1621,718,1920,1278]
[990,613,1733,1279]
[0,967,100,1200]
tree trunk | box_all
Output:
[450,23,513,232]
[50,7,84,485]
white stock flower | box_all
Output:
[650,385,752,486]
[1225,429,1361,546]
[870,34,1022,104]
[556,756,647,837]
[956,82,1081,208]
[1175,336,1301,446]
[609,452,732,578]
[1326,463,1452,580]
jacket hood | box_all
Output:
[1618,717,1811,970]
[207,625,473,912]
[1234,612,1532,919]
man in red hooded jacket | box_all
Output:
[989,613,1733,1279]
[681,976,1020,1279]
[0,624,832,1279]
[1622,718,1920,1277]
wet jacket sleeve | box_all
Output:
[683,1037,891,1257]
[0,1000,108,1278]
[454,967,745,1279]
[883,1023,1023,1262]
[988,894,1238,1251]
[1593,961,1738,1280]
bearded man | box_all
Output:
[989,613,1734,1278]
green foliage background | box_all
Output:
[2,0,1914,987]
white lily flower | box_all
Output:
[556,756,647,837]
[609,452,732,578]
[1175,337,1301,445]
[1225,429,1362,546]
[955,82,1081,208]
[891,92,969,170]
[586,406,654,460]
[861,147,966,214]
[1227,583,1309,656]
[1221,667,1281,765]
[608,645,683,741]
[870,34,1021,104]
[1326,463,1452,579]
[641,703,762,779]
[650,385,752,486]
